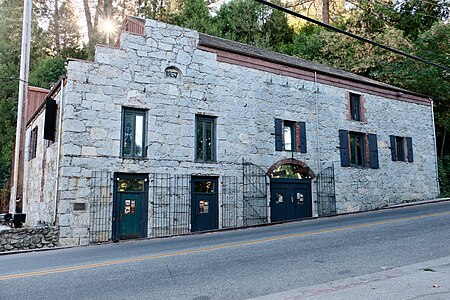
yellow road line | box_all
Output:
[1,210,449,281]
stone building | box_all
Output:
[12,17,439,246]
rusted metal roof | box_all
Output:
[27,86,49,123]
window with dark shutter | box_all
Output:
[283,121,295,151]
[390,135,412,163]
[44,97,57,141]
[406,137,413,162]
[390,135,397,161]
[275,119,307,153]
[396,136,406,161]
[275,119,283,151]
[299,122,307,153]
[368,134,379,169]
[339,130,350,167]
[349,132,366,167]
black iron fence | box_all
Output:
[221,176,239,228]
[88,161,272,243]
[88,171,113,243]
[316,164,337,216]
[150,173,191,237]
[242,159,268,226]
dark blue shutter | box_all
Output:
[368,134,379,169]
[275,119,282,151]
[44,97,57,141]
[339,130,350,167]
[406,137,413,162]
[299,122,307,153]
[389,135,396,161]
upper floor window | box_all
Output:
[29,126,38,160]
[283,121,295,151]
[275,119,307,153]
[390,135,413,162]
[349,132,365,167]
[122,108,146,158]
[339,130,379,169]
[195,115,216,162]
[350,93,361,121]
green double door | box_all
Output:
[113,174,148,241]
[270,178,312,222]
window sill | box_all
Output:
[194,160,218,164]
[121,157,149,161]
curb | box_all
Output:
[0,245,75,256]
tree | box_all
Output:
[214,0,294,51]
[173,0,213,34]
[48,0,82,55]
[392,0,449,40]
[137,0,178,22]
[29,56,66,89]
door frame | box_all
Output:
[270,178,312,222]
[191,176,219,232]
[112,173,149,241]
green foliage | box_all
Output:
[48,0,83,53]
[438,156,450,197]
[0,0,25,185]
[29,56,66,89]
[173,0,213,34]
[213,0,293,51]
[392,0,449,40]
[284,25,325,60]
[137,0,176,22]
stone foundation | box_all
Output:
[0,226,59,252]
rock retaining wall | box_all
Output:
[0,227,59,252]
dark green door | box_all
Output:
[271,186,288,222]
[270,179,312,222]
[191,177,219,232]
[113,174,148,241]
[119,193,142,239]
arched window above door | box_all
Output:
[267,159,315,179]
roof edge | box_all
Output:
[198,33,430,102]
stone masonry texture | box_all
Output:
[22,18,439,246]
[0,227,59,252]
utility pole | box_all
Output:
[11,0,32,214]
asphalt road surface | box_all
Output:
[1,201,450,300]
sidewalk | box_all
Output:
[251,256,450,300]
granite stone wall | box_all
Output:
[22,89,61,227]
[0,227,59,252]
[48,19,439,246]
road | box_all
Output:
[1,201,450,299]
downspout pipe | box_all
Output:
[53,79,65,225]
[430,99,440,196]
[314,71,321,174]
[314,71,321,217]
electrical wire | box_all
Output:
[372,0,447,19]
[0,77,28,83]
[254,0,450,72]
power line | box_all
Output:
[372,0,446,20]
[254,0,450,72]
[0,77,28,83]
